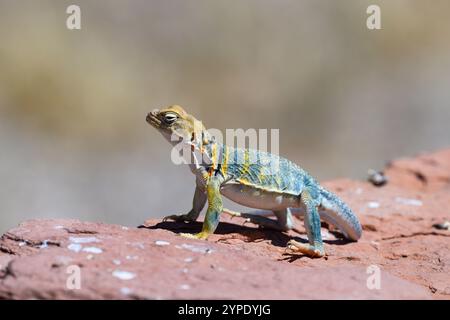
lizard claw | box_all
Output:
[162,215,177,222]
[285,242,295,253]
[285,240,302,253]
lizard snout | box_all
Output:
[146,109,159,121]
[146,109,162,127]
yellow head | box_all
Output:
[146,105,207,145]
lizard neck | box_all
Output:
[188,130,224,179]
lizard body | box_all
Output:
[146,105,362,257]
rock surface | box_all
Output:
[1,149,450,299]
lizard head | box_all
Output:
[146,105,207,146]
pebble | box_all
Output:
[367,169,388,186]
[39,240,49,249]
[433,221,450,230]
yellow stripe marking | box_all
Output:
[222,145,228,176]
[211,143,217,170]
[242,149,250,175]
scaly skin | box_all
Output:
[146,105,362,258]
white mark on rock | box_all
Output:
[86,254,94,260]
[355,188,363,195]
[54,225,65,230]
[126,255,138,260]
[113,259,121,265]
[179,284,191,290]
[112,270,136,280]
[184,257,194,263]
[69,237,100,244]
[120,287,132,295]
[121,226,129,230]
[132,242,145,249]
[67,243,82,252]
[367,201,380,209]
[56,256,73,265]
[155,240,170,246]
[395,197,422,207]
[179,243,214,254]
[181,268,189,273]
[371,241,380,250]
[18,241,26,247]
[82,247,103,254]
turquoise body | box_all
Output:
[193,142,362,244]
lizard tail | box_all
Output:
[318,187,362,241]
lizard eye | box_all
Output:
[163,113,178,125]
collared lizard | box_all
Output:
[146,105,362,258]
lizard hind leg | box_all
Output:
[287,189,325,258]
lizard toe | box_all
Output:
[179,232,209,240]
[286,240,325,258]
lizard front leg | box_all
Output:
[180,176,223,240]
[163,185,206,223]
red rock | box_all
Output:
[385,149,450,191]
[1,149,450,299]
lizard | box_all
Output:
[146,105,362,258]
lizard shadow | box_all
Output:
[140,219,352,251]
[140,220,291,248]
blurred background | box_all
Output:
[1,0,449,233]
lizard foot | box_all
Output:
[286,239,325,258]
[222,208,241,219]
[179,232,209,240]
[162,214,195,223]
